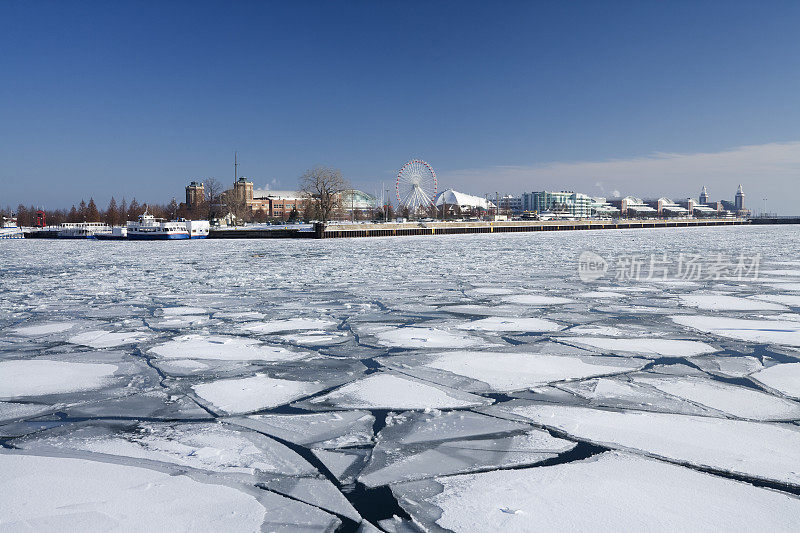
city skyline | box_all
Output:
[2,1,799,214]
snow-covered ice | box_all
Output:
[751,363,800,400]
[502,294,574,306]
[678,294,788,311]
[405,351,648,392]
[561,336,718,357]
[245,318,337,334]
[391,451,800,532]
[149,334,307,361]
[68,329,151,348]
[0,452,340,531]
[307,372,493,410]
[373,327,484,349]
[455,316,563,332]
[4,226,800,529]
[491,402,800,486]
[672,315,800,346]
[0,360,118,399]
[193,374,327,415]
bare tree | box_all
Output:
[221,189,251,225]
[299,166,348,224]
[203,178,225,221]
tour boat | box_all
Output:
[0,217,24,239]
[94,226,128,240]
[57,222,112,239]
[126,211,209,240]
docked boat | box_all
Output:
[57,222,112,239]
[0,217,24,239]
[94,226,128,240]
[126,211,209,240]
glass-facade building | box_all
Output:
[522,191,592,218]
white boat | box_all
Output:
[126,211,209,240]
[95,226,128,240]
[57,222,112,239]
[0,217,24,239]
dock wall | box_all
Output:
[319,218,749,239]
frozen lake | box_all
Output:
[2,225,800,531]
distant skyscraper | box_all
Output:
[735,184,745,211]
[699,186,709,205]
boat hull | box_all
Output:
[127,232,190,240]
[0,232,24,239]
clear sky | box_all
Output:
[2,1,799,214]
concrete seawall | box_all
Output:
[319,218,749,239]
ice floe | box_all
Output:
[455,316,563,332]
[561,336,718,357]
[306,372,492,410]
[193,374,327,415]
[491,402,800,486]
[0,360,118,399]
[672,315,800,347]
[229,411,375,448]
[9,321,76,336]
[359,427,575,487]
[15,421,319,477]
[148,334,307,361]
[751,363,800,400]
[68,330,151,348]
[391,451,800,532]
[678,294,788,311]
[245,318,337,334]
[389,351,649,393]
[630,375,800,421]
[0,452,339,531]
[502,295,573,306]
[373,327,483,349]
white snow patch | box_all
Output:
[374,327,483,349]
[631,375,800,421]
[679,294,787,311]
[309,373,492,410]
[502,295,573,306]
[423,352,647,392]
[10,322,76,336]
[148,334,306,361]
[245,318,337,334]
[455,316,563,333]
[751,363,800,400]
[417,451,800,532]
[0,453,269,531]
[68,330,151,348]
[193,374,326,415]
[0,360,117,399]
[671,315,800,347]
[501,403,800,486]
[562,336,718,357]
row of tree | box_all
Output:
[3,165,407,227]
[3,197,181,227]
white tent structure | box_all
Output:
[434,189,495,211]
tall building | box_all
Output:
[735,184,745,211]
[185,181,205,209]
[699,186,709,204]
[522,191,592,218]
[233,177,254,203]
[499,195,522,214]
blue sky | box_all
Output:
[2,1,800,213]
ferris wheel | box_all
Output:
[396,159,437,211]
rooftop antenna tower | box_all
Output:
[234,151,239,182]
